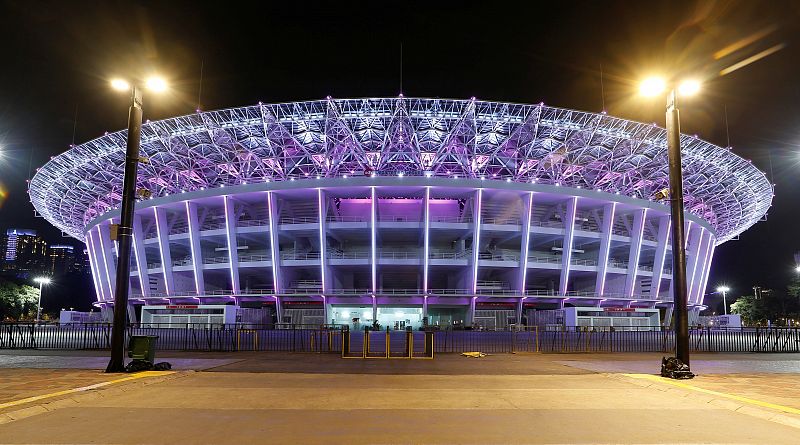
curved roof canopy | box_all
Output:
[29,97,773,242]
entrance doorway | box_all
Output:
[330,306,423,330]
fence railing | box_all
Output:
[2,324,799,354]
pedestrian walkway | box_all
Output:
[1,351,800,444]
[0,369,122,409]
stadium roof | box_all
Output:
[29,97,773,242]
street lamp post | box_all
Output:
[665,87,692,368]
[33,277,51,324]
[106,77,167,373]
[716,286,730,315]
[641,77,701,369]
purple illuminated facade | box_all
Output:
[29,97,772,328]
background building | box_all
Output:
[2,229,47,273]
[48,244,81,275]
[28,98,773,329]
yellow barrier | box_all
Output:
[340,329,434,359]
[236,329,259,351]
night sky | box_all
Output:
[1,0,799,310]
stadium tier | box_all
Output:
[29,97,773,328]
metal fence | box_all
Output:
[0,323,344,353]
[2,323,800,354]
[430,327,800,353]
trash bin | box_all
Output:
[128,335,159,363]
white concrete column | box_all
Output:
[274,296,283,323]
[185,201,205,296]
[668,222,693,303]
[519,192,534,294]
[92,230,113,300]
[96,225,117,296]
[223,196,240,294]
[559,197,578,295]
[466,296,477,325]
[594,203,616,296]
[624,209,648,297]
[372,295,378,323]
[318,189,329,293]
[697,241,717,306]
[685,229,706,304]
[370,186,377,294]
[131,216,150,297]
[422,295,428,319]
[84,236,105,301]
[690,233,715,304]
[516,297,524,324]
[127,303,137,324]
[423,187,431,293]
[663,306,674,327]
[649,216,671,301]
[267,191,282,294]
[153,207,175,296]
[471,189,483,294]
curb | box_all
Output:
[609,373,800,430]
[0,371,190,425]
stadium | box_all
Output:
[29,97,773,330]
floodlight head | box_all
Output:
[145,77,168,93]
[34,277,52,285]
[639,77,666,97]
[679,79,701,96]
[110,79,130,91]
[716,285,730,293]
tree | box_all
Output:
[730,287,800,326]
[0,281,39,321]
[730,295,767,324]
[788,275,800,300]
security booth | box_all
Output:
[279,301,325,327]
[474,302,517,331]
[565,307,661,331]
[141,304,237,328]
[59,310,104,325]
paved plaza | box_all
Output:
[1,351,800,444]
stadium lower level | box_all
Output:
[84,177,715,329]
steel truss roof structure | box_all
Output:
[29,97,772,243]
